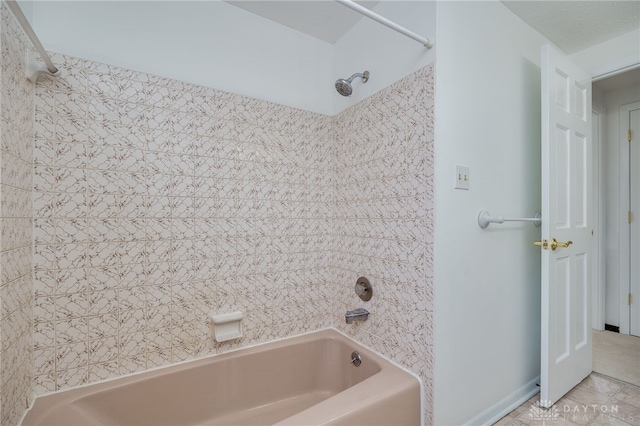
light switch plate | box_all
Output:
[454,165,470,190]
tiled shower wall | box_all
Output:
[331,66,435,423]
[32,53,333,393]
[31,52,435,423]
[0,4,35,426]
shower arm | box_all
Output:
[335,0,434,49]
[347,72,368,83]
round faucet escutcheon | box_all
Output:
[355,277,373,301]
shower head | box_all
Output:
[335,71,369,97]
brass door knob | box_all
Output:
[534,239,573,251]
[550,238,572,251]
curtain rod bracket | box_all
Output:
[6,0,60,81]
[26,51,62,83]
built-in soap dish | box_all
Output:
[210,311,244,342]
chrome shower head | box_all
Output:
[335,79,353,97]
[335,71,369,97]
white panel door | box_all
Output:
[540,44,593,408]
[630,108,640,337]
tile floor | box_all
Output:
[494,373,640,426]
[593,331,640,388]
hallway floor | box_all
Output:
[494,373,640,426]
[593,331,640,387]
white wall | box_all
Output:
[29,1,335,115]
[601,84,640,327]
[433,2,550,424]
[30,1,437,116]
[332,0,436,114]
[570,29,640,79]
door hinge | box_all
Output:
[629,211,633,224]
[628,293,633,305]
[629,129,633,142]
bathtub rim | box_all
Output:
[21,327,424,426]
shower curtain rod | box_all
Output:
[335,0,434,49]
[5,0,59,75]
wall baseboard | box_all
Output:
[463,376,540,426]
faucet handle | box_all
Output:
[355,277,373,301]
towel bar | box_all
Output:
[478,210,541,229]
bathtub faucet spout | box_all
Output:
[345,308,369,324]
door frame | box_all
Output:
[618,101,640,335]
[592,105,605,331]
[590,61,640,335]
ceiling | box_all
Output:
[226,1,639,54]
[502,1,640,54]
[226,1,379,44]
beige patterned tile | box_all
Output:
[56,342,88,371]
[602,398,640,426]
[33,321,56,350]
[614,386,640,409]
[88,314,118,340]
[56,219,88,244]
[89,361,120,383]
[56,366,88,390]
[553,395,601,425]
[89,336,119,364]
[565,379,620,406]
[588,414,634,426]
[57,193,87,218]
[56,318,88,344]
